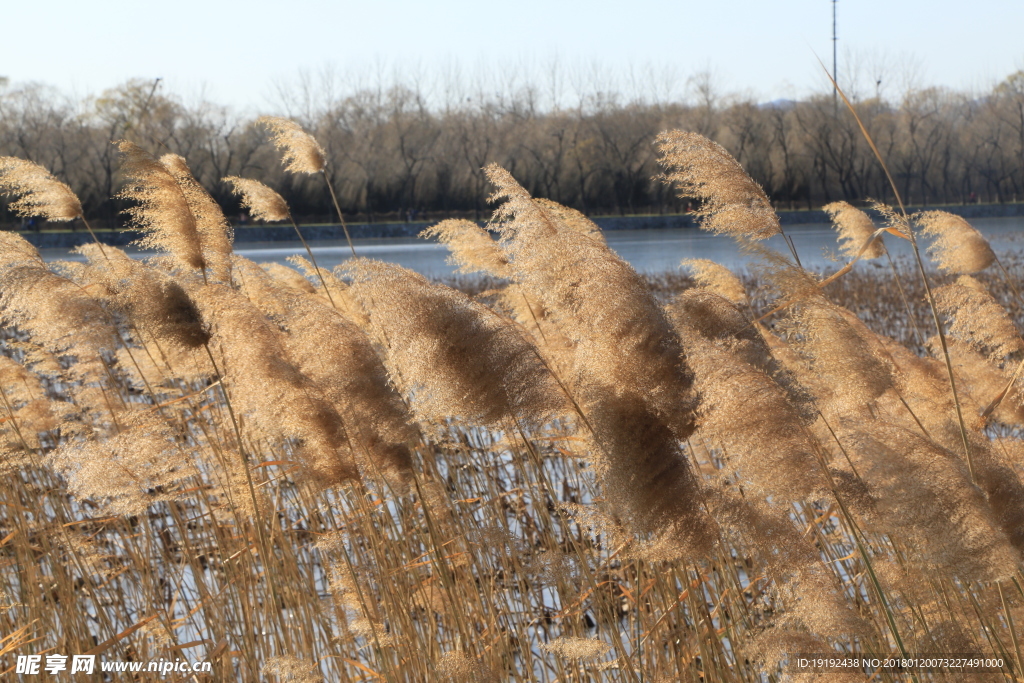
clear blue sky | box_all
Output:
[2,0,1021,112]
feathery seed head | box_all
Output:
[823,201,885,260]
[917,210,995,273]
[485,165,697,436]
[224,176,290,222]
[681,258,747,304]
[116,141,206,272]
[655,130,780,239]
[256,116,327,174]
[935,276,1023,361]
[159,154,233,281]
[77,244,209,349]
[343,258,566,428]
[0,157,82,221]
[0,231,43,268]
[421,219,511,277]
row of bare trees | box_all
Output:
[2,72,1023,224]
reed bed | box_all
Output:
[2,127,1024,683]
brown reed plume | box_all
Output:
[233,257,415,477]
[0,233,116,360]
[484,166,717,553]
[837,420,1019,582]
[255,116,327,174]
[655,130,780,239]
[190,283,359,486]
[934,276,1024,361]
[421,219,512,277]
[76,244,209,350]
[343,258,566,429]
[485,164,696,436]
[50,408,200,517]
[823,201,886,260]
[116,141,207,274]
[917,210,996,274]
[668,291,824,502]
[223,176,290,222]
[160,154,233,281]
[0,157,83,222]
[224,176,338,308]
[256,116,356,256]
[681,258,747,304]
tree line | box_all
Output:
[1,70,1023,227]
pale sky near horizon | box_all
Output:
[1,0,1021,113]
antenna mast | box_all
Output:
[832,0,838,109]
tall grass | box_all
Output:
[1,125,1024,682]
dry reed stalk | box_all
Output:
[655,130,780,239]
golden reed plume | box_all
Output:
[223,176,291,222]
[255,116,326,174]
[656,130,780,239]
[823,201,885,260]
[0,157,83,221]
[116,141,206,273]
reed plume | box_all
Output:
[190,283,359,486]
[77,244,209,350]
[0,157,82,221]
[255,116,326,174]
[823,201,885,260]
[421,219,511,277]
[681,258,747,305]
[584,396,716,552]
[263,262,317,293]
[486,164,696,436]
[223,176,290,222]
[0,233,115,359]
[159,154,233,281]
[342,258,566,428]
[50,408,199,517]
[670,296,825,501]
[655,130,780,239]
[917,210,995,274]
[116,141,206,273]
[793,301,894,413]
[934,275,1023,360]
[233,257,414,477]
[838,420,1018,581]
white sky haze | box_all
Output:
[1,0,1021,111]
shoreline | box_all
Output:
[12,202,1024,249]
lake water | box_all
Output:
[41,217,1024,276]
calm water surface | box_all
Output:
[42,217,1024,276]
